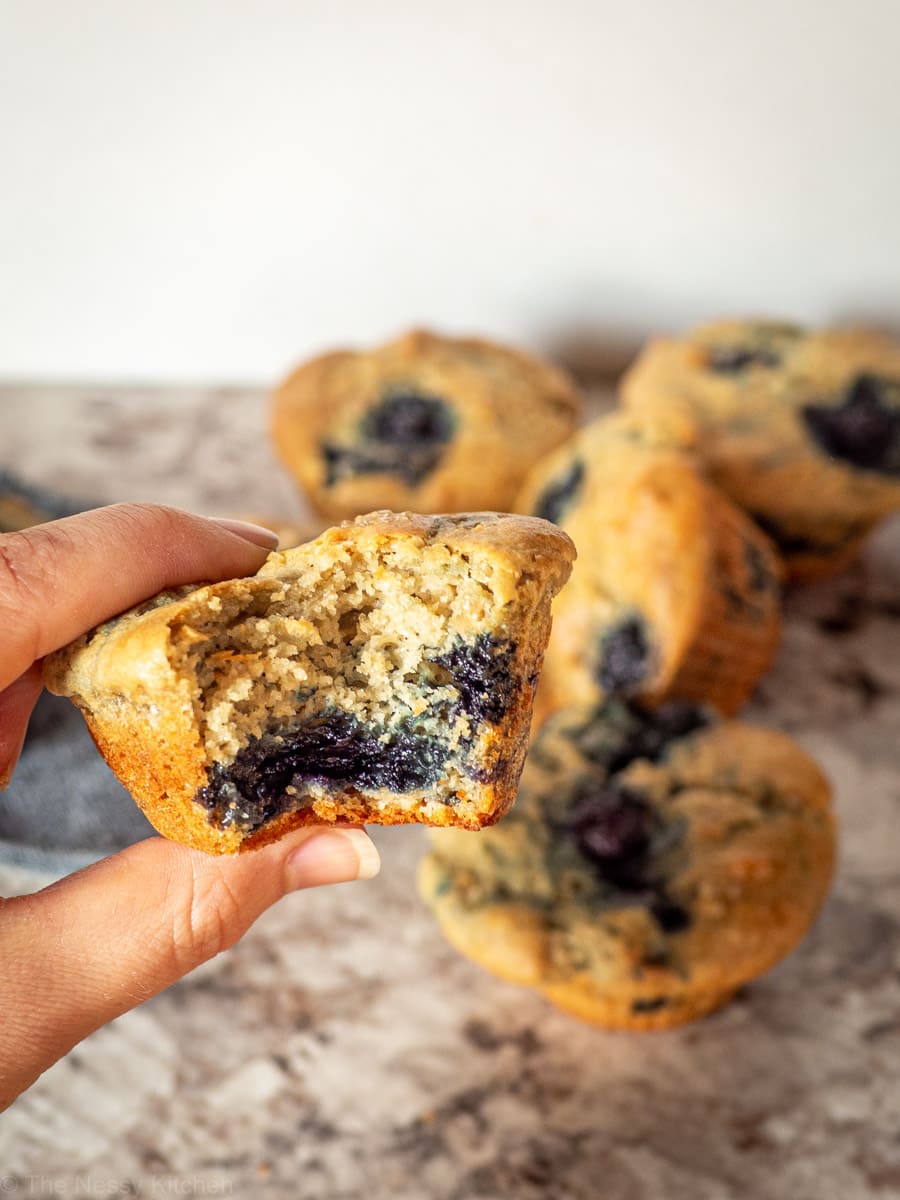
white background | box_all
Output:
[1,0,898,383]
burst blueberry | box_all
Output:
[595,616,652,694]
[198,712,449,832]
[533,459,585,526]
[802,374,900,475]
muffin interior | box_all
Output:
[165,533,529,832]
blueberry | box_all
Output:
[596,616,652,694]
[533,459,585,526]
[362,390,454,446]
[743,538,777,593]
[707,346,781,373]
[321,443,379,487]
[321,389,456,488]
[631,996,671,1013]
[566,698,709,776]
[568,781,654,889]
[563,777,693,933]
[435,634,517,725]
[641,702,709,747]
[197,712,450,832]
[802,374,900,475]
[649,898,691,933]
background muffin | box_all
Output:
[420,698,835,1030]
[621,320,900,579]
[516,413,783,722]
[272,329,583,519]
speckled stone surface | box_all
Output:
[1,383,899,1199]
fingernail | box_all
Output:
[210,518,280,550]
[286,828,381,890]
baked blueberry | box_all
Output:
[533,459,585,526]
[436,634,518,725]
[802,374,900,475]
[564,699,708,775]
[707,346,781,373]
[363,390,454,446]
[595,615,653,694]
[198,713,450,833]
[322,390,457,488]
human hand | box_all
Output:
[0,504,380,1111]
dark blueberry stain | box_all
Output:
[631,996,671,1014]
[533,458,585,526]
[743,537,777,593]
[639,944,673,968]
[361,390,453,445]
[567,699,709,776]
[649,897,691,933]
[563,778,691,935]
[435,634,517,725]
[802,374,900,475]
[568,781,654,890]
[722,583,752,614]
[197,712,449,832]
[707,345,782,373]
[322,389,455,487]
[322,443,379,487]
[596,615,652,694]
[465,754,514,786]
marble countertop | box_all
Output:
[1,383,899,1200]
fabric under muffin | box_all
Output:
[420,698,835,1030]
[620,319,900,579]
[0,468,90,532]
[44,512,575,854]
[515,413,783,722]
[272,329,583,520]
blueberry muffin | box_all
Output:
[621,320,900,579]
[44,512,575,854]
[516,414,782,721]
[420,699,835,1030]
[0,468,90,532]
[272,329,583,519]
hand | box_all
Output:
[0,504,380,1111]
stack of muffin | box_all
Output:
[272,320,900,1029]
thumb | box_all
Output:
[0,825,380,1110]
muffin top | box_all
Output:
[421,698,835,1027]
